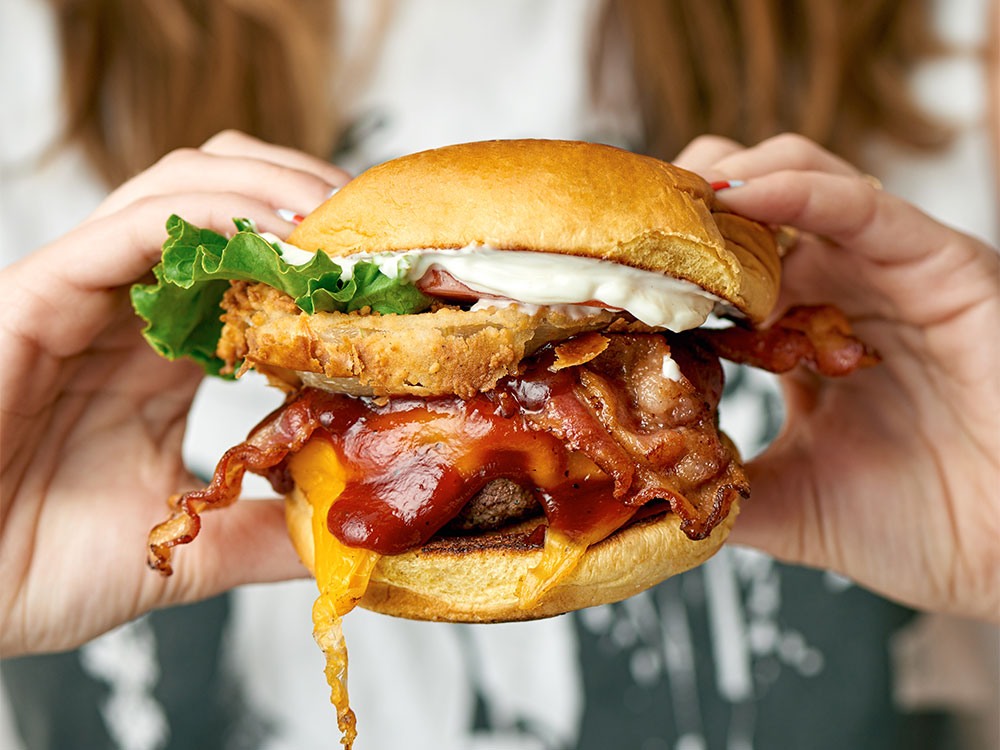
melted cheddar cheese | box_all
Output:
[289,438,380,750]
[287,436,604,747]
[519,530,589,608]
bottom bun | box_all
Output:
[285,487,739,623]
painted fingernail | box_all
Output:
[711,179,746,192]
[276,208,306,224]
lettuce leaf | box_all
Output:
[130,215,431,377]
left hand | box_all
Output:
[674,133,1000,621]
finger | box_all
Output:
[150,498,310,610]
[3,192,297,355]
[93,149,342,222]
[761,233,888,319]
[712,132,860,180]
[718,171,1000,327]
[200,129,352,187]
[713,170,969,265]
[60,191,295,286]
[672,135,744,177]
[727,446,827,569]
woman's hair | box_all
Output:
[49,0,949,186]
[49,0,338,186]
[608,0,951,162]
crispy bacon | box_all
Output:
[147,396,324,573]
[551,332,609,371]
[570,335,746,539]
[148,334,749,574]
[694,305,880,376]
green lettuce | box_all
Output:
[130,215,431,377]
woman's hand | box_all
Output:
[0,131,350,655]
[676,134,1000,621]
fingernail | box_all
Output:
[276,208,306,224]
[711,179,746,192]
[325,186,340,199]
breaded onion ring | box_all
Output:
[218,282,619,397]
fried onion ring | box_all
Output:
[218,282,619,397]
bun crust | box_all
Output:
[288,140,780,322]
[285,486,738,623]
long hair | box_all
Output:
[48,0,338,186]
[607,0,951,162]
[48,0,950,185]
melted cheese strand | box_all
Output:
[517,530,589,608]
[289,439,380,750]
[311,611,356,748]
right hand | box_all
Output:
[0,131,349,656]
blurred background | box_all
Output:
[1,1,996,748]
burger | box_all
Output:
[133,139,875,746]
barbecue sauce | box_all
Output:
[297,366,637,555]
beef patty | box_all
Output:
[444,479,541,533]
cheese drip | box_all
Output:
[518,530,589,608]
[289,439,380,750]
[519,454,638,608]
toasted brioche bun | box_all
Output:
[288,139,780,322]
[285,487,739,623]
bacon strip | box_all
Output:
[148,335,749,574]
[694,305,880,376]
[147,396,324,573]
[570,335,747,539]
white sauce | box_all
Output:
[407,247,719,331]
[259,232,317,266]
[272,240,722,332]
[661,353,683,383]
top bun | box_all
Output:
[289,140,780,322]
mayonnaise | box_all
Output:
[259,232,317,266]
[273,240,723,332]
[661,353,683,383]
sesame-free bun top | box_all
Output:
[288,139,780,322]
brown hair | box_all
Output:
[49,0,338,186]
[49,0,951,185]
[606,0,952,162]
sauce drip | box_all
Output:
[304,382,635,555]
[250,333,746,555]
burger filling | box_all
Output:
[262,232,724,330]
[149,332,748,585]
